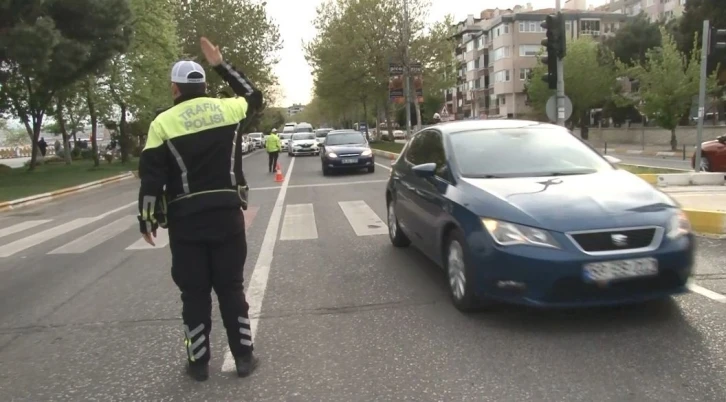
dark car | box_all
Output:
[320,130,375,175]
[385,120,694,311]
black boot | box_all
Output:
[186,363,209,382]
[234,353,259,377]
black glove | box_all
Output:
[138,215,159,235]
[237,185,249,210]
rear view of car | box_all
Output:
[248,132,263,149]
[320,130,375,175]
[315,128,333,145]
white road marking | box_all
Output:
[375,162,392,171]
[0,220,52,239]
[125,228,170,250]
[0,217,99,257]
[252,180,387,192]
[687,283,726,303]
[49,215,135,254]
[222,156,297,372]
[279,204,318,240]
[338,200,388,236]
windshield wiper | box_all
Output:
[538,170,596,177]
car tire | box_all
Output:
[386,198,410,248]
[701,155,712,172]
[322,164,329,176]
[367,165,375,173]
[444,229,480,312]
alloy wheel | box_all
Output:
[447,240,466,301]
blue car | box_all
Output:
[385,120,694,311]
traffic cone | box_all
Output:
[274,164,284,182]
[275,162,281,171]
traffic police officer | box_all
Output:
[137,37,261,381]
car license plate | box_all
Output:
[341,158,358,164]
[583,257,658,283]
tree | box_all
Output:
[175,0,282,115]
[0,0,133,170]
[526,37,618,138]
[257,107,286,133]
[625,28,717,150]
[679,0,726,78]
[106,0,180,163]
[605,12,662,65]
[53,84,87,164]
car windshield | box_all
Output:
[279,134,292,140]
[316,129,332,138]
[292,133,315,140]
[326,132,366,146]
[449,127,614,178]
[249,133,261,138]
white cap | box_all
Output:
[433,113,441,119]
[170,60,206,84]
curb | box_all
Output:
[0,172,134,212]
[371,148,726,235]
[598,149,684,158]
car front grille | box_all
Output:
[568,227,661,253]
[339,153,361,157]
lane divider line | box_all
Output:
[221,156,296,372]
[687,283,726,303]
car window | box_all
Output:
[316,129,332,138]
[449,126,614,178]
[404,130,447,176]
[279,134,292,140]
[294,126,313,133]
[325,132,366,145]
[292,133,315,140]
[249,133,261,138]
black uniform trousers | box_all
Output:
[169,209,253,366]
[268,151,279,172]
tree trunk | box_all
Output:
[119,103,130,163]
[27,114,44,171]
[362,99,369,139]
[385,101,394,142]
[670,128,677,151]
[413,98,422,131]
[56,99,72,165]
[85,83,100,167]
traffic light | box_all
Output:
[710,27,726,55]
[540,14,560,90]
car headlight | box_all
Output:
[328,152,338,158]
[667,210,691,239]
[361,149,372,156]
[481,218,560,249]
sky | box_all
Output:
[265,0,608,108]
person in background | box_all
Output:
[432,113,441,124]
[266,128,281,172]
[38,137,47,157]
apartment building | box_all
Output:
[287,103,305,116]
[596,0,687,21]
[445,6,630,119]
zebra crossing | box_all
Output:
[0,200,388,258]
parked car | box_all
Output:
[289,132,319,156]
[320,130,375,175]
[385,120,694,311]
[691,135,726,172]
[279,133,293,152]
[241,135,250,153]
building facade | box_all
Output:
[287,104,305,117]
[596,0,687,21]
[446,5,630,119]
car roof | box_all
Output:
[328,129,360,134]
[431,119,560,135]
[295,122,313,128]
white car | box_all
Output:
[289,132,319,156]
[279,133,293,151]
[241,137,249,153]
[248,132,263,149]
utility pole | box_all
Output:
[402,0,412,138]
[555,0,566,126]
[695,22,726,172]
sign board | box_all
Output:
[546,95,573,123]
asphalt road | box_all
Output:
[1,149,725,401]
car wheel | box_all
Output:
[322,163,329,176]
[445,229,480,312]
[701,155,712,172]
[387,198,410,248]
[367,165,375,173]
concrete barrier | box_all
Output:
[682,209,726,236]
[655,172,724,187]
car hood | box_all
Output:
[702,139,724,151]
[324,144,369,154]
[461,170,677,232]
[292,139,317,145]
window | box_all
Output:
[519,44,543,57]
[325,132,366,146]
[580,20,601,35]
[467,60,475,71]
[646,0,654,5]
[494,70,510,83]
[448,127,614,178]
[519,21,545,33]
[493,46,510,61]
[504,24,509,34]
[292,133,315,140]
[466,41,474,52]
[520,68,531,80]
[405,130,448,178]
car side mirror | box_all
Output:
[603,155,621,165]
[412,163,437,178]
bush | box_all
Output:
[80,149,94,160]
[44,156,65,164]
[131,145,142,158]
[71,147,82,159]
[0,164,12,174]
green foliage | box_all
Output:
[526,37,617,127]
[258,107,287,133]
[623,28,718,149]
[605,12,662,65]
[679,0,726,77]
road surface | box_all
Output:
[1,150,725,401]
